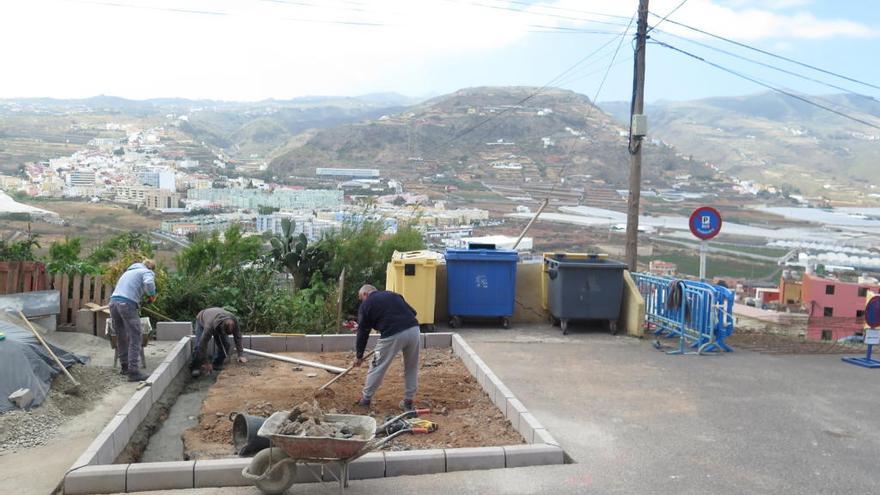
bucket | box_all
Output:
[231,412,269,456]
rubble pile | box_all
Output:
[278,400,359,439]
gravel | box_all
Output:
[0,365,124,456]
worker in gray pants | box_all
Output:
[109,259,157,382]
[352,284,421,410]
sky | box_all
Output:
[0,0,877,103]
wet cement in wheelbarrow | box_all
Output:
[182,348,523,459]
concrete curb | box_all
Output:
[64,332,564,494]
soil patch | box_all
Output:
[0,365,124,454]
[182,348,523,459]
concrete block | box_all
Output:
[93,432,115,465]
[458,349,476,375]
[445,447,505,472]
[127,461,195,491]
[194,458,252,487]
[164,339,189,376]
[492,382,515,415]
[452,334,475,357]
[518,412,543,444]
[64,464,127,495]
[420,333,426,349]
[249,336,287,353]
[285,334,307,352]
[69,449,99,471]
[101,415,130,461]
[8,388,33,409]
[75,309,95,335]
[127,387,153,428]
[385,449,446,477]
[504,444,564,468]
[534,428,560,447]
[31,314,57,332]
[305,335,323,352]
[147,362,172,399]
[505,398,527,432]
[425,332,453,348]
[322,334,355,352]
[156,321,193,341]
[321,452,385,481]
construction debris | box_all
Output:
[277,401,358,439]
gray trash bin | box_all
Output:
[544,254,627,335]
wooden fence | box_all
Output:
[0,262,114,327]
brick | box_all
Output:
[285,334,307,352]
[155,321,193,341]
[425,332,453,348]
[445,447,505,472]
[127,461,195,491]
[534,428,560,447]
[504,444,564,468]
[194,458,252,487]
[385,449,445,477]
[64,464,127,495]
[305,335,323,352]
[517,412,543,444]
[249,336,286,353]
[322,334,355,352]
[8,388,33,409]
[321,452,385,481]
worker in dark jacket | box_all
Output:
[190,307,247,377]
[352,284,420,410]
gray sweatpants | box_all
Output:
[109,300,143,373]
[362,326,420,401]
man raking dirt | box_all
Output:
[352,284,421,410]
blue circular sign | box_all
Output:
[689,207,723,240]
[866,296,880,329]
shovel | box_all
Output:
[13,310,81,393]
[314,349,375,398]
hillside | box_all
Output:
[601,92,880,195]
[269,87,708,188]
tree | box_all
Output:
[268,218,330,290]
[47,237,100,274]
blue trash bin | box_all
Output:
[445,248,518,328]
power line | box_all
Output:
[441,0,633,28]
[654,16,880,92]
[647,0,688,33]
[650,39,880,130]
[653,28,880,104]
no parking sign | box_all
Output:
[689,206,723,240]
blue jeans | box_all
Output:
[191,322,231,369]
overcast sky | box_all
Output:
[0,0,877,103]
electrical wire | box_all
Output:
[654,16,880,92]
[650,39,880,130]
[647,0,688,33]
[440,0,633,28]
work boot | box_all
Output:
[353,397,371,408]
[119,366,128,375]
[399,399,414,411]
[128,371,149,382]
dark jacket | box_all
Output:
[194,308,243,360]
[355,291,419,358]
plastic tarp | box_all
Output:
[0,320,88,412]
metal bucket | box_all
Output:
[231,412,269,456]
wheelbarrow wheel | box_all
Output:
[246,448,296,495]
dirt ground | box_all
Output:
[727,330,864,354]
[182,348,523,459]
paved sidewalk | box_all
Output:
[118,325,880,494]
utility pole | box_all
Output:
[625,0,649,272]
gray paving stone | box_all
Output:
[194,458,252,487]
[534,428,560,446]
[305,335,323,352]
[127,461,195,491]
[425,332,453,348]
[147,362,172,399]
[322,334,355,352]
[385,449,446,477]
[68,449,98,471]
[445,447,505,472]
[321,452,385,481]
[504,444,564,467]
[517,412,543,444]
[156,321,193,341]
[101,415,129,461]
[64,464,127,494]
[285,334,307,351]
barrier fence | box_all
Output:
[632,273,736,354]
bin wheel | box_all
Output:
[561,320,569,335]
[609,320,619,335]
[548,314,559,327]
[449,316,462,329]
[501,317,510,329]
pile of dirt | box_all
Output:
[277,400,359,439]
[0,365,124,455]
[183,348,523,459]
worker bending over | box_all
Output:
[353,284,420,410]
[109,259,157,382]
[191,307,247,377]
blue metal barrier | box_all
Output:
[632,273,736,354]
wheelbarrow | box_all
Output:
[242,409,431,494]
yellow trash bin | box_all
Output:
[385,250,442,330]
[540,252,608,311]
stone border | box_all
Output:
[64,333,564,494]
